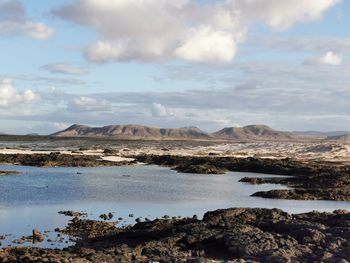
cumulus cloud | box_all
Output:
[151,102,174,117]
[0,0,54,39]
[0,78,40,107]
[175,26,237,62]
[40,63,88,75]
[304,51,343,66]
[53,0,338,63]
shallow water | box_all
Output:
[0,164,349,248]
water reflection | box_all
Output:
[0,164,349,248]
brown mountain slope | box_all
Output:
[51,124,210,140]
[211,125,296,140]
[51,124,307,141]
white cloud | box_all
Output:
[0,0,54,40]
[84,41,128,63]
[0,78,40,107]
[40,63,87,75]
[69,96,111,112]
[151,102,174,117]
[233,0,340,30]
[54,0,338,63]
[304,51,343,66]
[53,122,70,130]
[175,26,237,62]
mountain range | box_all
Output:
[51,123,349,141]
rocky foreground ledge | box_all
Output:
[1,208,350,262]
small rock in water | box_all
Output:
[129,214,134,218]
[99,212,114,220]
[108,212,113,219]
[32,229,44,243]
[99,214,108,220]
[58,210,86,217]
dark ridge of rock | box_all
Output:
[0,153,136,167]
[252,188,350,201]
[135,154,319,175]
[176,163,227,174]
[1,207,350,262]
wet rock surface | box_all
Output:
[0,152,136,167]
[1,208,350,262]
[136,154,350,201]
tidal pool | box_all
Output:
[0,164,349,248]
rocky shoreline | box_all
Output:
[1,207,350,262]
[0,152,136,167]
[136,154,350,201]
[1,152,349,201]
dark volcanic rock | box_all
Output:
[58,210,87,217]
[1,208,350,262]
[0,152,135,167]
[253,188,350,201]
[135,154,316,175]
[176,163,227,174]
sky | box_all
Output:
[0,0,349,134]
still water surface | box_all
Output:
[1,164,350,248]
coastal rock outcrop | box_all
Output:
[1,208,350,262]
